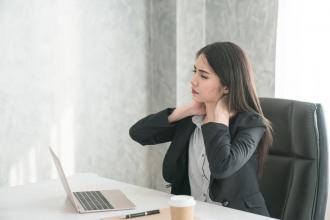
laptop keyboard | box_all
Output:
[73,191,114,211]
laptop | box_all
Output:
[49,147,136,213]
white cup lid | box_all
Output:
[168,195,196,207]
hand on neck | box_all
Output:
[203,100,230,126]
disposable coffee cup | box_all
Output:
[169,195,196,220]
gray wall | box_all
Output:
[177,0,277,106]
[205,0,277,97]
[0,0,277,191]
[0,0,151,187]
[145,0,176,191]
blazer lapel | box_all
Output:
[174,117,196,154]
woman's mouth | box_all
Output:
[192,88,199,95]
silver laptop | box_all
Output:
[49,147,136,213]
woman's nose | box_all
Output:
[191,74,198,86]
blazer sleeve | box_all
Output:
[201,113,266,179]
[129,108,178,145]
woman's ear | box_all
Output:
[223,86,229,94]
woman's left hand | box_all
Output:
[203,95,236,126]
[214,95,236,126]
[214,95,230,125]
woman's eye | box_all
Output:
[192,69,207,79]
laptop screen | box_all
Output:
[49,147,77,206]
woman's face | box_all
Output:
[191,54,228,103]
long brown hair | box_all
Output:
[197,42,273,176]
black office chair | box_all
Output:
[259,97,328,220]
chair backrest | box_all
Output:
[259,97,328,220]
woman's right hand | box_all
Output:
[168,100,206,123]
[189,100,206,116]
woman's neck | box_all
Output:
[202,101,236,125]
[203,101,217,123]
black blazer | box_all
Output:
[129,108,270,217]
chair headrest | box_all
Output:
[260,97,319,159]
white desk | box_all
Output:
[0,173,277,220]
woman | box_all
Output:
[129,42,273,216]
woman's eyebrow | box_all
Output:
[194,65,210,74]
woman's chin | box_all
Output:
[192,96,203,103]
